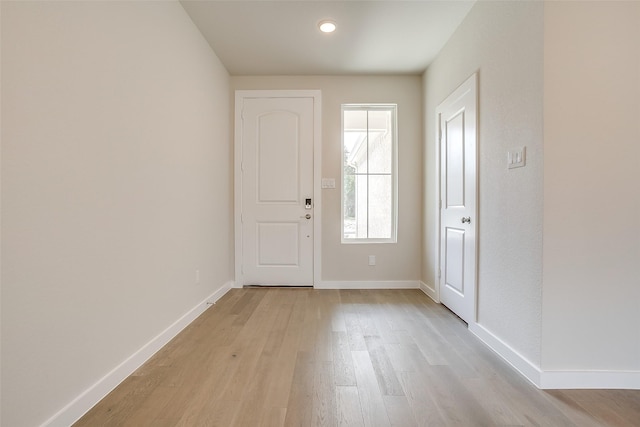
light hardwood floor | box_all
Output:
[75,289,640,426]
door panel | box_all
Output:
[446,112,465,208]
[438,74,477,323]
[444,227,465,295]
[257,222,300,266]
[257,111,300,203]
[239,95,314,286]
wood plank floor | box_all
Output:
[74,289,640,426]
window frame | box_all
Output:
[341,103,398,244]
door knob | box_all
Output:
[461,217,471,224]
[300,214,311,219]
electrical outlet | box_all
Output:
[368,255,376,266]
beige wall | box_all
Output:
[1,2,232,425]
[425,0,640,379]
[542,1,640,371]
[231,76,422,283]
[3,4,638,425]
[423,1,544,365]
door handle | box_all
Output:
[461,217,471,224]
[300,214,311,220]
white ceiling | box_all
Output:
[180,1,476,76]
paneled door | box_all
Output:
[438,74,477,323]
[235,92,318,286]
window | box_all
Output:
[342,104,397,243]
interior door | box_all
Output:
[438,74,477,323]
[238,95,315,286]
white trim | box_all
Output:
[448,314,640,391]
[312,92,322,288]
[470,315,640,391]
[419,280,439,303]
[469,322,542,388]
[234,90,322,288]
[315,280,420,290]
[540,370,640,390]
[234,93,243,288]
[40,282,233,427]
[433,111,442,303]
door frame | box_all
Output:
[434,73,478,322]
[234,90,322,288]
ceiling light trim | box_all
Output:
[318,20,337,34]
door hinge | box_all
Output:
[439,199,442,209]
[240,213,243,223]
[438,268,441,279]
[438,126,442,142]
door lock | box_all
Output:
[305,198,312,209]
[461,217,471,224]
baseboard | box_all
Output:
[419,280,439,302]
[315,280,420,290]
[539,370,640,390]
[468,322,542,388]
[41,281,234,427]
[468,323,640,390]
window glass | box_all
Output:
[342,105,397,243]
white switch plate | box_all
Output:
[508,146,526,169]
[368,255,376,266]
[321,178,336,189]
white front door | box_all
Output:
[438,74,477,323]
[236,93,317,286]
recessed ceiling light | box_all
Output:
[318,20,337,33]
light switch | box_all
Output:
[321,178,336,189]
[508,147,526,169]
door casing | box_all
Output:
[234,90,322,288]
